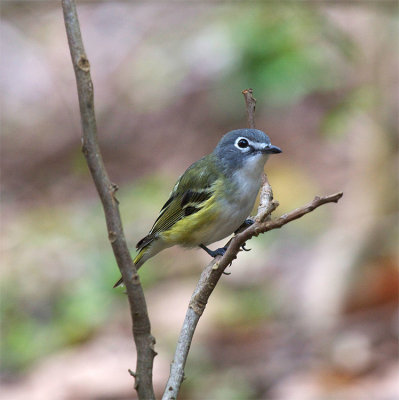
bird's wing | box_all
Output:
[136,154,219,250]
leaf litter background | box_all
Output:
[1,2,398,399]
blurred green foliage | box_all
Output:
[219,6,354,111]
[321,86,376,138]
[1,177,172,373]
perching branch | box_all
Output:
[61,2,156,399]
[162,90,343,399]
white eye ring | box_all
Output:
[234,137,251,151]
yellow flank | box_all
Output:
[161,191,221,247]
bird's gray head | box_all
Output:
[213,129,282,176]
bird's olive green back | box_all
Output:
[136,154,222,250]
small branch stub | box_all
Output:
[77,56,90,71]
[242,88,256,129]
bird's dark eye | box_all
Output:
[237,138,249,148]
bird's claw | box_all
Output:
[243,218,255,227]
[200,244,227,258]
[212,247,227,257]
[235,218,255,234]
[240,243,251,252]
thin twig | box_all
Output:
[242,88,256,129]
[61,1,156,399]
[188,191,344,322]
[242,88,273,216]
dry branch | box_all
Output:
[61,1,156,399]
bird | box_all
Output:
[114,129,281,287]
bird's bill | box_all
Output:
[263,144,282,154]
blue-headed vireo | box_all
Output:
[114,129,281,287]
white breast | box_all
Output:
[201,153,268,245]
[232,153,267,208]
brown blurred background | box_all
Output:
[1,2,398,399]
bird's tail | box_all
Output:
[112,245,152,288]
[133,247,147,266]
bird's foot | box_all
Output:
[235,218,255,234]
[199,244,227,258]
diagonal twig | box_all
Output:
[61,1,156,399]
